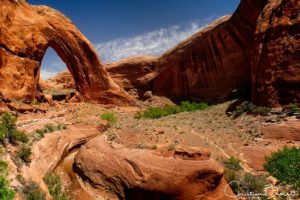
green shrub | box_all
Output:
[224,157,242,171]
[0,113,18,144]
[0,113,29,145]
[18,146,32,164]
[224,169,240,193]
[44,124,55,132]
[22,180,46,200]
[34,124,67,139]
[0,160,8,177]
[264,146,300,188]
[43,173,69,200]
[239,173,267,194]
[289,104,299,113]
[0,176,15,200]
[136,101,209,119]
[224,169,267,195]
[14,131,29,143]
[101,113,117,124]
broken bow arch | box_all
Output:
[0,0,133,105]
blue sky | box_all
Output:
[28,0,240,79]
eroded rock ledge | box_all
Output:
[73,136,235,200]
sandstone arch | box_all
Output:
[0,0,133,105]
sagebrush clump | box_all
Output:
[43,172,70,200]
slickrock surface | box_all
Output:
[262,119,300,141]
[21,125,102,195]
[0,0,133,105]
[74,136,235,200]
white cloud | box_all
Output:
[40,69,58,80]
[41,58,66,80]
[42,16,217,79]
[95,17,216,63]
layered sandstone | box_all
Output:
[74,136,235,200]
[0,0,133,105]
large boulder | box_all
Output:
[74,136,235,200]
[0,0,134,105]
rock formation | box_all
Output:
[0,0,134,105]
[1,0,298,107]
[103,0,269,104]
[251,0,300,106]
[74,136,235,200]
[105,0,299,106]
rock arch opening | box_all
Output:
[38,47,76,102]
[40,48,67,81]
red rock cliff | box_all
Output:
[106,0,299,106]
[251,0,300,106]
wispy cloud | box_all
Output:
[95,17,216,63]
[40,69,58,80]
[41,58,66,80]
[42,16,217,79]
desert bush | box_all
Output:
[264,146,300,189]
[224,156,268,197]
[14,131,29,143]
[34,123,67,138]
[0,176,15,200]
[18,145,32,164]
[100,113,117,124]
[232,101,271,118]
[0,160,8,177]
[224,157,242,171]
[43,173,70,200]
[136,101,209,119]
[0,113,29,145]
[22,180,46,200]
[224,169,267,196]
[289,104,299,114]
